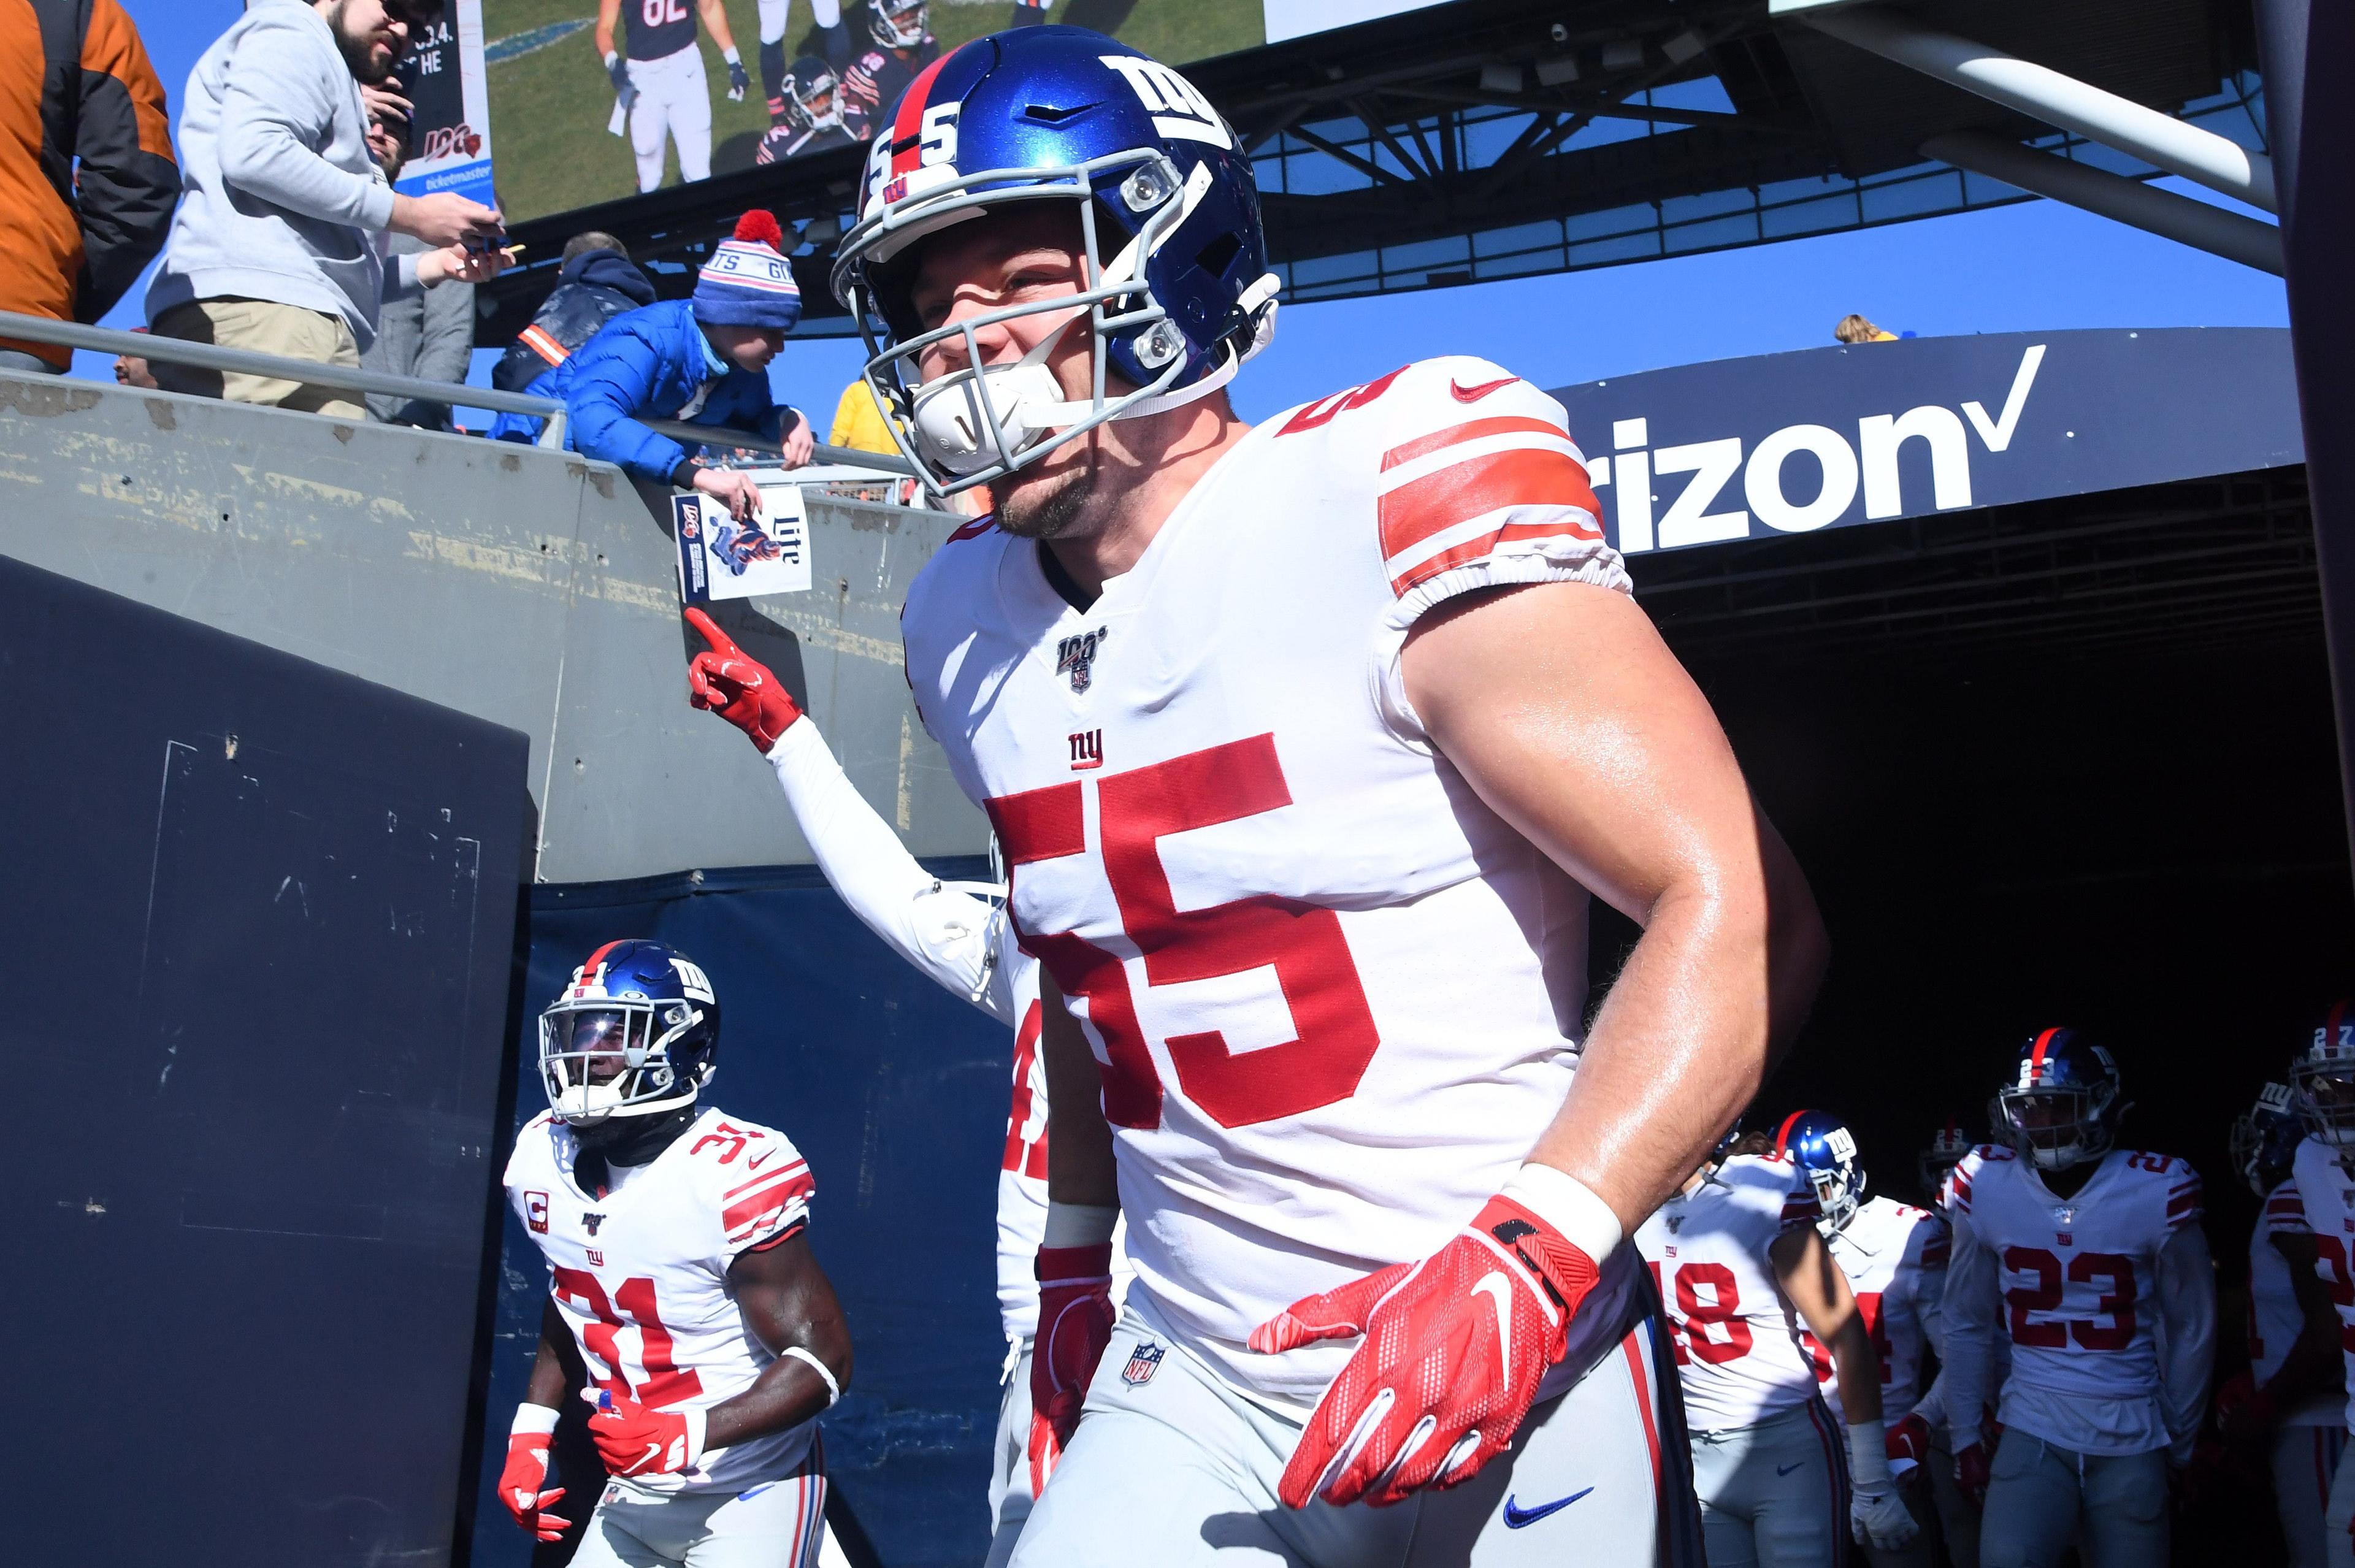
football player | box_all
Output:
[1942,1027,2216,1568]
[757,0,851,110]
[1775,1111,1948,1567]
[1919,1118,1972,1207]
[840,0,937,143]
[680,608,1124,1566]
[2287,1001,2355,1566]
[596,0,747,193]
[832,28,1832,1561]
[1636,1131,1920,1564]
[499,941,852,1567]
[2225,1080,2345,1568]
[756,56,856,166]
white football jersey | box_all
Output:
[1796,1193,1948,1424]
[2250,1176,2345,1426]
[2286,1138,2355,1432]
[504,1106,819,1493]
[900,356,1628,1406]
[1633,1156,1820,1432]
[1948,1142,2201,1449]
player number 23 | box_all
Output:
[987,735,1382,1131]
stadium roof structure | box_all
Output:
[482,0,2270,345]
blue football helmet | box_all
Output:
[1918,1117,1972,1196]
[538,940,721,1123]
[829,25,1280,494]
[1775,1109,1865,1233]
[1993,1026,2124,1172]
[2231,1080,2304,1196]
[2292,1000,2355,1151]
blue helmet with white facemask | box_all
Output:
[828,25,1279,494]
[1774,1109,1866,1233]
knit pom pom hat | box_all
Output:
[692,210,803,331]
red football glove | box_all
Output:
[684,607,803,752]
[1028,1242,1116,1496]
[583,1387,705,1477]
[1955,1440,1991,1509]
[2214,1369,2275,1447]
[1251,1188,1602,1508]
[499,1405,569,1542]
[1885,1411,1930,1478]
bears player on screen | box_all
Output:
[1775,1111,1947,1567]
[597,0,748,193]
[498,941,852,1568]
[2224,1079,2345,1568]
[2287,1001,2355,1566]
[757,0,852,112]
[1942,1027,2216,1568]
[756,56,856,167]
[1636,1132,1920,1565]
[840,0,937,143]
[832,28,1834,1561]
[678,607,1127,1567]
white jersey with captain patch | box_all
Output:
[1796,1193,1948,1426]
[2250,1176,2345,1426]
[1633,1155,1820,1432]
[1948,1142,2200,1451]
[2286,1137,2355,1432]
[900,356,1625,1408]
[504,1106,819,1493]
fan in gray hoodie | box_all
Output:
[145,0,507,418]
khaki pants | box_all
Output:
[149,299,366,420]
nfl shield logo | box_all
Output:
[1122,1342,1165,1386]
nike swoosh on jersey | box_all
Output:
[1503,1487,1593,1527]
[1776,1460,1806,1476]
[1450,374,1518,403]
[1471,1272,1514,1383]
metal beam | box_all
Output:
[1806,4,2278,213]
[1923,132,2283,275]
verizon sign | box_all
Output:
[1547,329,2302,557]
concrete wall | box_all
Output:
[0,370,986,883]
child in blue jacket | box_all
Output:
[494,210,814,518]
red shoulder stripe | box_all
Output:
[724,1157,807,1201]
[1377,449,1600,570]
[722,1171,815,1234]
[1389,518,1601,597]
[1380,415,1563,472]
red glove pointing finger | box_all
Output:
[1955,1441,1991,1509]
[684,607,803,752]
[1252,1181,1604,1509]
[1029,1242,1116,1496]
[498,1405,570,1542]
[583,1388,705,1477]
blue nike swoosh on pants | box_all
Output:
[1776,1461,1806,1476]
[1501,1487,1594,1528]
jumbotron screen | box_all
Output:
[472,0,1443,226]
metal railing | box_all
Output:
[0,308,915,476]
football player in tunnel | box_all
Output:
[1918,1118,1972,1208]
[2286,1001,2355,1566]
[831,23,1831,1564]
[756,56,857,166]
[499,940,851,1567]
[2224,1078,2345,1568]
[681,605,1132,1566]
[1775,1111,1948,1567]
[1942,1027,2215,1568]
[839,0,938,144]
[1636,1128,1920,1566]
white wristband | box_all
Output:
[1501,1163,1623,1261]
[1043,1201,1119,1249]
[604,50,619,67]
[511,1402,560,1437]
[681,1405,708,1466]
[1848,1421,1894,1489]
[723,45,742,64]
[783,1345,841,1407]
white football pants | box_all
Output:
[1975,1427,2166,1568]
[1688,1399,1850,1568]
[985,1340,1040,1568]
[2279,1424,2349,1568]
[569,1465,827,1568]
[2324,1426,2355,1568]
[626,47,711,193]
[1009,1299,1700,1567]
